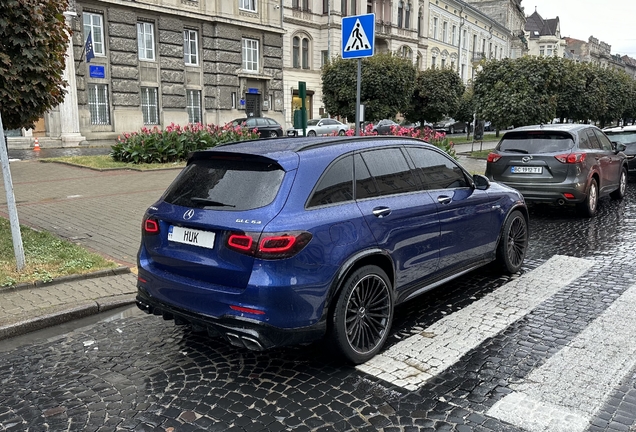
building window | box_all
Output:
[418,10,422,37]
[83,12,105,56]
[405,3,410,29]
[341,0,347,16]
[292,0,309,9]
[242,38,259,72]
[546,45,553,56]
[401,46,412,60]
[397,2,403,28]
[461,64,465,80]
[186,89,201,123]
[231,92,237,109]
[452,25,457,46]
[431,56,437,69]
[463,30,467,48]
[433,17,438,40]
[442,22,447,43]
[302,38,309,69]
[539,45,545,56]
[88,84,110,125]
[321,50,329,66]
[350,0,356,15]
[141,87,159,125]
[293,37,300,68]
[183,29,198,65]
[137,22,155,61]
[239,0,257,12]
[324,0,329,14]
[367,0,372,13]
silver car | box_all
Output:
[287,118,350,137]
[485,124,628,217]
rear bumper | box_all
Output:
[136,287,326,350]
[494,181,588,204]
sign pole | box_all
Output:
[0,113,26,271]
[356,58,361,136]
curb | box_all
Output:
[0,266,131,295]
[39,160,186,172]
[0,294,137,341]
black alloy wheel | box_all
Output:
[331,266,393,364]
[496,210,528,274]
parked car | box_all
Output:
[603,125,636,173]
[136,136,528,364]
[287,118,350,136]
[433,117,468,134]
[229,117,283,138]
[373,119,400,135]
[485,124,628,217]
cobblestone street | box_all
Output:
[1,160,636,431]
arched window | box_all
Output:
[302,38,309,69]
[401,46,412,60]
[397,2,403,28]
[405,3,410,29]
[293,36,300,68]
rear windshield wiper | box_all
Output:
[500,148,529,154]
[190,197,236,207]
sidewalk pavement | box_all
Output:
[0,138,496,343]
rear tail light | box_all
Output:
[226,231,312,259]
[555,152,587,164]
[143,217,160,235]
[487,152,502,163]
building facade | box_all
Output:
[16,0,285,147]
[524,9,566,58]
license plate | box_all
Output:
[168,226,216,249]
[511,166,543,174]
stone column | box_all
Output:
[58,11,86,147]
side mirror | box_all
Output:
[473,174,491,190]
[615,142,627,152]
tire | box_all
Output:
[577,178,599,217]
[495,210,528,274]
[610,167,627,200]
[308,130,316,136]
[331,265,393,364]
[338,129,346,136]
[268,130,279,138]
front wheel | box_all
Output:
[338,129,346,136]
[331,266,394,364]
[577,178,598,217]
[610,168,627,200]
[307,130,316,137]
[496,210,528,274]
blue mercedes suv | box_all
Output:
[136,136,528,364]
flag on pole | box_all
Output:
[85,31,95,63]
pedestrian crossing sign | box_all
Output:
[342,13,375,59]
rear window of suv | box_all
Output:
[605,130,636,145]
[498,131,575,154]
[163,158,285,211]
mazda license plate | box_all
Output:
[511,166,543,174]
[168,226,215,249]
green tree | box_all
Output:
[321,52,416,121]
[473,56,565,130]
[405,68,465,126]
[0,0,70,130]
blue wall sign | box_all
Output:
[247,88,260,94]
[89,65,105,78]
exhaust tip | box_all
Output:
[557,199,565,206]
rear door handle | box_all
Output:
[372,207,391,218]
[437,196,452,205]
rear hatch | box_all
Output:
[141,151,296,290]
[488,130,576,183]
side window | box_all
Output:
[585,129,601,149]
[578,130,592,149]
[307,155,354,208]
[255,118,268,126]
[360,148,420,197]
[593,129,613,151]
[354,153,378,199]
[406,147,469,190]
[246,118,257,127]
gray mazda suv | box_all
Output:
[485,124,628,217]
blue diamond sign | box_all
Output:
[342,13,375,59]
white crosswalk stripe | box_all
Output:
[487,281,636,432]
[357,255,594,391]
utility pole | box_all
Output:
[0,113,26,271]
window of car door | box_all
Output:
[593,129,614,151]
[585,129,602,150]
[405,146,469,190]
[356,148,420,198]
